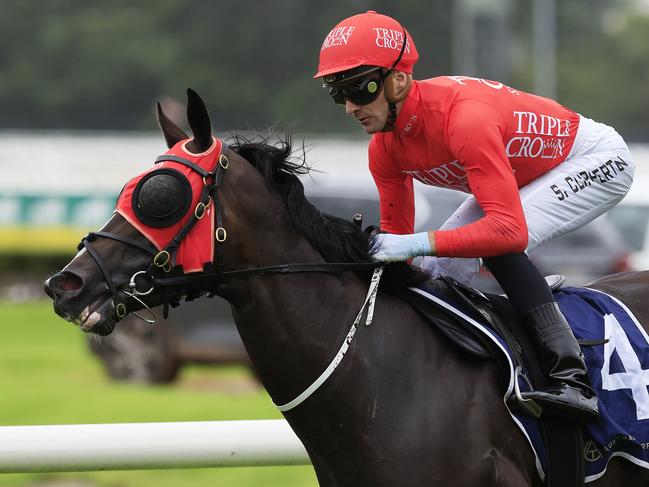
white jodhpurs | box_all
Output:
[420,115,635,285]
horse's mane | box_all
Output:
[228,134,427,290]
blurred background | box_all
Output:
[1,1,648,486]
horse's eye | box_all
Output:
[132,169,192,227]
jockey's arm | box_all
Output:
[368,137,435,261]
[368,101,528,262]
[369,137,416,235]
[434,100,528,258]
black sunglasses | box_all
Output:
[328,72,387,106]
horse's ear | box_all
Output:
[156,101,189,148]
[186,88,212,153]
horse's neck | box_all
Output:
[230,271,368,405]
[217,169,372,403]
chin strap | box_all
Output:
[382,102,398,132]
[378,28,410,133]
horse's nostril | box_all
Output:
[48,272,84,296]
[60,273,83,291]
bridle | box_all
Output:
[79,141,382,324]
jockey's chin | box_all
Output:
[347,96,391,134]
[356,115,389,134]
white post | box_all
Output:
[0,420,310,473]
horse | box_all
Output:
[44,89,649,487]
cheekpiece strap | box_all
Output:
[156,140,228,271]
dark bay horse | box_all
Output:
[44,90,649,486]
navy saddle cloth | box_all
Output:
[405,282,649,483]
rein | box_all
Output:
[150,261,383,287]
[79,143,383,323]
[276,265,384,412]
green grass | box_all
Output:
[0,302,318,487]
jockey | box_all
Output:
[315,10,635,422]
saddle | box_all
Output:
[400,275,585,487]
[401,275,566,378]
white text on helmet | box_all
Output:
[372,28,410,53]
[321,26,356,51]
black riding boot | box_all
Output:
[521,302,600,423]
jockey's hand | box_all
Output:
[370,232,432,262]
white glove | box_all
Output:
[370,232,432,262]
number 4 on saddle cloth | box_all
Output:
[404,278,649,483]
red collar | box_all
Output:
[394,81,422,138]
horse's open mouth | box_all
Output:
[71,298,117,336]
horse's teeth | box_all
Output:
[81,311,102,331]
[79,307,90,321]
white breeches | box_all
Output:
[420,116,635,285]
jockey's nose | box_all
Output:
[345,99,361,115]
[44,271,84,300]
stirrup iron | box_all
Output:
[512,366,543,418]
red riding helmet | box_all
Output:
[314,11,419,79]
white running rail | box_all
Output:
[0,419,310,473]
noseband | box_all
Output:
[79,142,381,324]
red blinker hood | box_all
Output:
[116,138,224,273]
